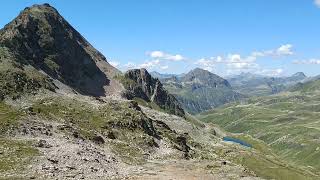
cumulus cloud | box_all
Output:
[251,44,294,57]
[124,62,137,69]
[315,0,320,7]
[195,54,259,72]
[109,61,120,67]
[148,51,185,61]
[122,59,163,70]
[257,68,284,76]
[139,59,161,69]
[293,59,320,65]
[195,44,293,72]
[160,65,169,70]
[276,44,294,56]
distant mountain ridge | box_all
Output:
[149,71,181,79]
[227,72,307,96]
[153,68,244,114]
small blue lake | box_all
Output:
[223,137,252,148]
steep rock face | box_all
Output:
[160,68,243,114]
[0,4,121,97]
[123,69,185,117]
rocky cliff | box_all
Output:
[122,68,185,117]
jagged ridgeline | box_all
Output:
[0,3,319,179]
[156,68,244,114]
[0,4,184,117]
[0,3,120,98]
[119,68,185,117]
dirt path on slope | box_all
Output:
[128,160,262,180]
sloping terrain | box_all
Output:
[0,4,122,97]
[0,3,317,180]
[198,78,320,177]
[227,72,307,97]
[159,68,243,114]
[1,91,316,179]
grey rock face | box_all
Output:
[123,68,185,117]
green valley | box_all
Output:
[198,78,320,176]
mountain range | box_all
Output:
[152,68,244,114]
[227,72,307,96]
[151,69,308,114]
[0,3,319,180]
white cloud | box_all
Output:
[257,68,284,76]
[150,51,165,58]
[147,51,185,61]
[160,65,169,70]
[195,44,293,73]
[315,0,320,7]
[276,44,293,56]
[139,59,160,69]
[121,59,167,71]
[195,54,259,72]
[168,54,184,61]
[251,44,294,57]
[226,54,259,70]
[124,62,137,69]
[293,59,320,65]
[109,61,120,67]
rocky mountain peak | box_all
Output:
[123,68,185,117]
[292,72,306,78]
[182,68,231,88]
[0,4,120,97]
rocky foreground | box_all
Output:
[1,89,262,179]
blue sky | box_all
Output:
[1,0,320,77]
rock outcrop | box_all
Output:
[122,68,185,117]
[0,3,121,97]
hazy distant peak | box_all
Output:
[292,72,306,78]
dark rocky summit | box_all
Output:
[122,68,185,117]
[0,4,120,97]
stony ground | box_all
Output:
[129,160,262,180]
[0,89,264,179]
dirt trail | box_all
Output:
[129,160,262,180]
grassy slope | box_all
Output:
[0,102,39,176]
[0,46,55,100]
[198,84,320,176]
[164,82,238,114]
[0,92,318,179]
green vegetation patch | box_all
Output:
[0,138,39,173]
[198,89,320,176]
[0,102,21,135]
[0,46,56,100]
